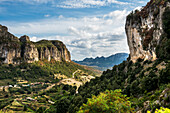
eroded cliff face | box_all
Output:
[125,0,170,62]
[20,35,39,63]
[51,41,71,62]
[36,40,71,62]
[0,25,21,64]
[0,25,71,64]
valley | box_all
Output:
[0,64,98,113]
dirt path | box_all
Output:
[41,69,81,92]
[72,69,81,78]
[40,84,55,92]
[45,84,55,91]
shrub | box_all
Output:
[147,107,170,113]
[23,105,27,111]
[78,89,134,113]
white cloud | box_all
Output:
[82,25,100,31]
[3,10,130,60]
[68,26,93,38]
[32,0,53,3]
[19,0,54,4]
[0,0,54,3]
[57,0,131,8]
[58,15,64,19]
[0,0,135,8]
[59,0,105,8]
[30,36,37,42]
[44,14,50,17]
[104,10,128,19]
[0,0,147,9]
[133,6,142,11]
[108,0,130,5]
[83,0,105,5]
[137,1,146,4]
[71,40,92,49]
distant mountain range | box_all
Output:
[73,53,129,71]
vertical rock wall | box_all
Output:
[0,25,21,64]
[125,1,170,62]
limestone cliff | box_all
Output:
[125,0,170,62]
[20,35,39,63]
[0,25,21,64]
[0,25,71,64]
[35,40,71,62]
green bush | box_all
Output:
[78,89,134,113]
[147,107,170,113]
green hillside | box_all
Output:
[0,60,98,86]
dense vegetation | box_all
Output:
[63,58,169,113]
[0,59,98,112]
[44,84,77,113]
[35,40,55,48]
[78,89,134,113]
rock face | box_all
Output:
[0,25,71,64]
[125,0,170,62]
[20,35,39,63]
[0,25,21,64]
[36,40,71,62]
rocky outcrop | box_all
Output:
[0,24,71,64]
[51,41,71,62]
[36,40,71,62]
[125,0,170,62]
[0,25,21,64]
[20,35,39,63]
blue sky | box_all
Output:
[0,0,149,60]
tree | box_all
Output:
[78,89,134,113]
[23,105,27,111]
[54,97,71,113]
[36,107,46,113]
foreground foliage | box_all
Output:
[147,107,170,113]
[78,89,134,113]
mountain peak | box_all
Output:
[19,35,30,42]
[74,53,129,71]
[0,24,8,33]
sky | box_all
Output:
[0,0,149,60]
